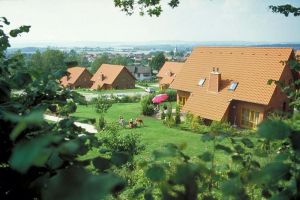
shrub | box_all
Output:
[159,89,177,102]
[161,111,166,120]
[101,123,144,155]
[185,112,194,126]
[210,121,236,135]
[163,115,175,128]
[99,115,106,130]
[191,115,204,131]
[175,104,181,125]
[141,94,155,116]
[95,95,113,114]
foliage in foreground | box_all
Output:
[113,0,300,17]
[0,18,130,200]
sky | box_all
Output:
[0,0,300,46]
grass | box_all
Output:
[72,103,241,162]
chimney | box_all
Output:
[208,67,221,93]
[99,73,105,81]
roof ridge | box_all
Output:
[194,46,294,49]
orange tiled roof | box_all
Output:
[171,46,294,121]
[91,64,135,89]
[60,66,88,87]
[157,62,184,85]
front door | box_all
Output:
[240,108,260,129]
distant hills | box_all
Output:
[7,41,300,54]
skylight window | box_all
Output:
[228,82,238,91]
[198,78,206,86]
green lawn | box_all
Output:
[72,103,236,162]
[75,88,144,94]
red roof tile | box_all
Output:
[171,46,294,120]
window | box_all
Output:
[198,78,206,86]
[241,108,260,128]
[228,82,238,91]
[179,96,187,106]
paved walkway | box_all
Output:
[44,114,98,134]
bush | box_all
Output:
[95,95,113,113]
[185,112,194,125]
[210,121,236,135]
[101,123,144,155]
[141,94,155,116]
[175,105,181,125]
[159,89,177,102]
[161,112,166,120]
[99,115,106,130]
[163,115,175,128]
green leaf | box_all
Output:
[9,135,54,173]
[111,152,130,166]
[233,144,245,154]
[11,71,32,88]
[0,79,11,103]
[5,109,45,140]
[290,131,300,151]
[59,140,80,155]
[92,157,111,171]
[42,167,124,200]
[251,162,290,185]
[172,163,202,184]
[250,161,261,169]
[1,17,10,25]
[258,119,290,140]
[199,151,213,162]
[221,178,246,198]
[144,192,154,200]
[153,143,178,159]
[9,25,31,37]
[146,165,166,182]
[241,138,254,148]
[231,154,243,163]
[215,144,233,154]
[201,133,215,141]
[47,151,64,169]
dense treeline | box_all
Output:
[8,48,168,74]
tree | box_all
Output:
[90,54,109,73]
[27,48,66,76]
[269,4,300,16]
[113,0,180,16]
[150,52,165,71]
[111,54,133,66]
[113,0,300,17]
[65,50,91,68]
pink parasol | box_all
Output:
[152,94,169,104]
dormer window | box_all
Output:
[228,82,238,91]
[198,78,206,86]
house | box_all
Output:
[296,50,300,62]
[91,64,136,90]
[126,66,152,81]
[60,66,93,89]
[157,62,184,90]
[170,46,297,128]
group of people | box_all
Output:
[118,116,144,128]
